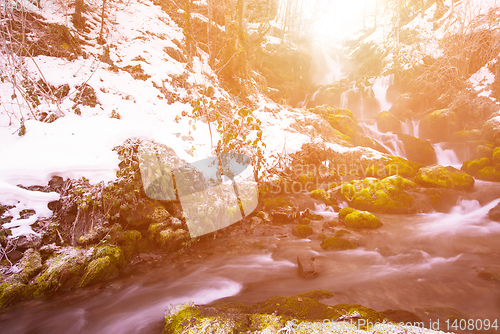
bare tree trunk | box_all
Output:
[74,0,85,29]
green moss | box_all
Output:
[79,256,119,287]
[94,245,125,268]
[462,157,491,174]
[476,166,500,181]
[0,283,26,309]
[493,147,500,164]
[258,291,339,320]
[320,236,356,250]
[337,176,415,213]
[10,248,42,284]
[384,156,421,178]
[310,189,329,203]
[164,302,203,334]
[35,250,86,291]
[338,207,356,221]
[415,165,475,191]
[119,230,142,260]
[344,210,383,229]
[292,225,313,238]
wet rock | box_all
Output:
[415,165,474,191]
[488,203,500,222]
[397,133,437,166]
[48,176,64,190]
[476,267,500,282]
[292,225,313,238]
[16,234,42,250]
[297,255,320,278]
[344,210,383,229]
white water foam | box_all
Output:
[433,143,461,167]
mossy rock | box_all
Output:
[476,166,500,182]
[327,113,358,139]
[344,210,383,229]
[397,133,437,166]
[337,176,415,213]
[419,109,459,142]
[320,236,356,250]
[35,249,86,291]
[94,245,125,268]
[309,189,329,203]
[374,111,401,133]
[119,230,142,260]
[338,207,356,221]
[79,256,119,287]
[415,165,474,191]
[461,157,491,175]
[452,129,481,142]
[257,290,337,320]
[10,248,42,284]
[493,147,500,165]
[366,156,421,178]
[0,283,30,309]
[149,223,190,252]
[292,225,313,238]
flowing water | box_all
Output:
[2,189,500,333]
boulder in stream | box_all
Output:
[488,202,500,221]
[297,255,320,278]
[397,133,437,166]
[415,165,474,191]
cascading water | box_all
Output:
[433,143,462,167]
[401,119,420,138]
[359,122,406,157]
[372,75,394,113]
[340,91,348,108]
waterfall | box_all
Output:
[401,119,420,137]
[433,143,461,167]
[372,75,394,113]
[340,91,348,108]
[360,122,406,157]
[311,44,344,86]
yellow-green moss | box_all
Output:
[320,236,356,250]
[493,147,500,164]
[263,197,292,210]
[94,245,125,268]
[338,207,356,221]
[10,248,42,284]
[292,225,313,238]
[310,189,329,203]
[35,249,86,291]
[476,166,500,182]
[79,256,119,287]
[344,210,383,229]
[461,157,491,175]
[415,165,475,191]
